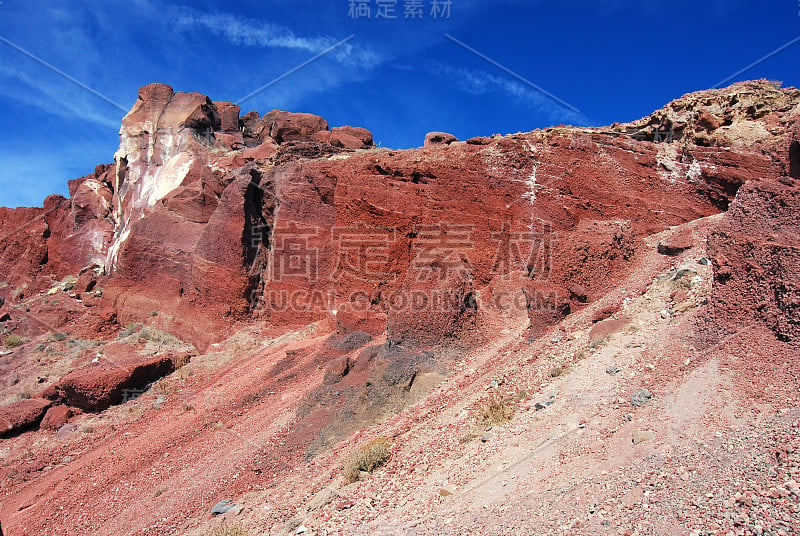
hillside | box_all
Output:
[0,79,798,536]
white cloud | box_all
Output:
[171,7,384,70]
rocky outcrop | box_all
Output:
[0,79,798,361]
[0,398,51,436]
[708,177,800,344]
[40,347,178,411]
[424,132,458,146]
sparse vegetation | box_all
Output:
[588,334,610,350]
[548,364,569,378]
[513,389,530,401]
[171,353,191,369]
[204,524,249,536]
[47,332,68,342]
[474,393,514,426]
[3,334,23,348]
[343,437,392,483]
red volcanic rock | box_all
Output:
[592,304,622,323]
[241,110,263,144]
[330,126,373,149]
[1,79,797,364]
[696,109,721,132]
[424,132,458,146]
[523,281,571,338]
[658,228,694,256]
[261,110,329,143]
[1,79,800,536]
[323,355,352,385]
[40,347,175,411]
[214,101,241,132]
[241,140,279,161]
[0,398,51,436]
[707,177,800,343]
[75,270,98,294]
[39,404,73,431]
[387,259,477,347]
[588,315,631,346]
[568,283,588,303]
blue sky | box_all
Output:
[1,0,798,208]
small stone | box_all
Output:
[630,388,653,407]
[296,525,307,534]
[632,430,655,444]
[336,500,355,510]
[439,485,457,497]
[211,499,236,516]
[606,365,620,375]
[56,423,79,438]
[481,432,494,442]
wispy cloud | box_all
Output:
[171,7,384,70]
[425,61,589,126]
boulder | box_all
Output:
[261,110,329,143]
[658,228,693,256]
[214,101,241,132]
[589,316,630,346]
[568,283,588,303]
[0,398,51,436]
[424,132,458,146]
[330,126,373,149]
[40,404,74,431]
[40,348,175,411]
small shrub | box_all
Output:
[205,524,249,536]
[475,393,514,426]
[513,389,530,401]
[3,335,23,348]
[548,364,568,378]
[343,437,391,483]
[172,353,191,369]
[48,332,68,342]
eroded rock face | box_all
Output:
[0,79,797,355]
[708,177,800,344]
[99,85,377,349]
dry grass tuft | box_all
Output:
[171,353,191,369]
[548,364,569,378]
[343,437,392,483]
[3,335,23,348]
[475,393,514,426]
[205,524,249,536]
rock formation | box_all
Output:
[0,79,798,536]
